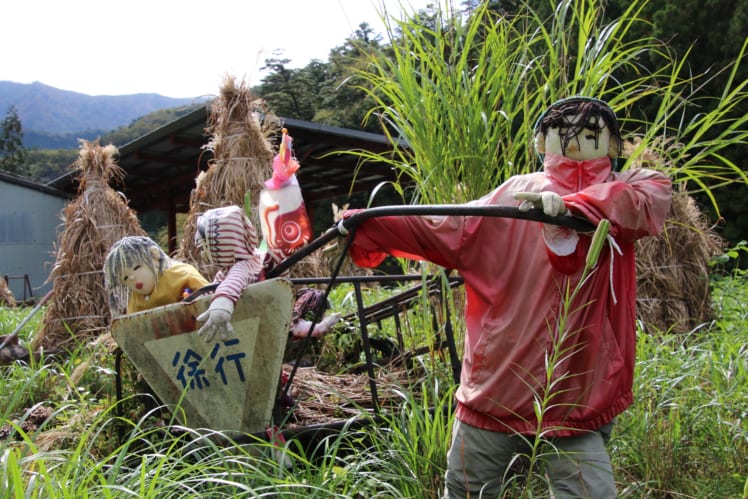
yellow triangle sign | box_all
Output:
[112,278,293,435]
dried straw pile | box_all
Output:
[176,76,277,278]
[283,364,420,428]
[34,141,146,352]
[177,75,323,279]
[630,140,725,333]
[636,188,723,333]
[0,279,16,307]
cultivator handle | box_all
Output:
[266,205,594,278]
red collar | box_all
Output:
[543,153,613,190]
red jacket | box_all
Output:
[346,153,672,436]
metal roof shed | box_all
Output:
[0,171,71,300]
[47,105,407,253]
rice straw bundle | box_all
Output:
[0,278,16,307]
[177,75,325,279]
[177,75,279,278]
[629,139,725,333]
[635,188,723,333]
[33,140,146,352]
[283,364,420,428]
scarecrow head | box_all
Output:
[104,236,171,313]
[104,236,169,294]
[533,97,622,166]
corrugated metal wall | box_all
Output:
[0,179,67,301]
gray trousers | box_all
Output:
[444,419,618,498]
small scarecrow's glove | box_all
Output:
[515,191,568,216]
[197,296,235,342]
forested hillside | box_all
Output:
[19,106,205,183]
[0,81,201,147]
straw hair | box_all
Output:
[103,236,172,313]
[103,237,168,289]
[34,140,146,352]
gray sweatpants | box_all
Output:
[444,419,618,498]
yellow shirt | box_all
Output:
[127,262,209,314]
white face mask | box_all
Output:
[543,113,612,161]
[121,262,157,296]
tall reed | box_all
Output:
[350,0,747,208]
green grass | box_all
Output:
[617,327,747,497]
[2,0,748,495]
[1,270,746,497]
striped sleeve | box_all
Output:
[213,259,261,302]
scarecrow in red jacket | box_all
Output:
[338,97,672,498]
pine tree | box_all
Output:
[0,106,29,176]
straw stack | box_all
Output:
[630,139,724,333]
[177,75,325,279]
[33,140,145,352]
[0,279,16,307]
[177,75,279,278]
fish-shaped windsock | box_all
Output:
[264,128,300,189]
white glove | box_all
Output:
[290,312,343,339]
[197,296,235,342]
[515,191,567,216]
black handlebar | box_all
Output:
[266,205,594,278]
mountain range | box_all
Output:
[0,81,202,149]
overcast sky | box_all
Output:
[2,0,433,99]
